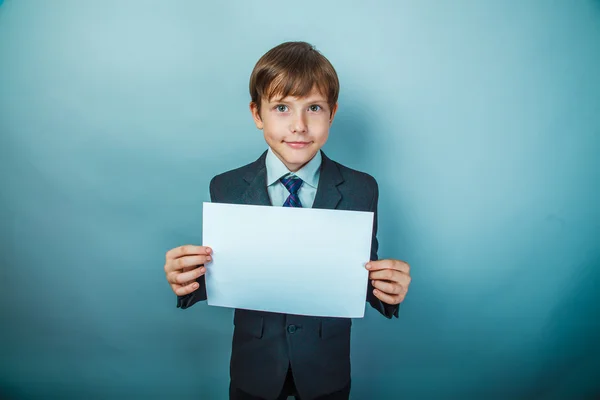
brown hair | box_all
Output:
[249,41,339,115]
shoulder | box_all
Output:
[210,158,257,187]
[326,155,379,194]
[322,153,379,211]
[209,151,266,200]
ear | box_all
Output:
[329,102,339,126]
[250,102,264,130]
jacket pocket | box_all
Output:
[319,317,352,339]
[233,309,264,339]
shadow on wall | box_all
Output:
[521,252,600,398]
[326,101,373,168]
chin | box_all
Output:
[282,155,306,164]
[279,156,310,171]
[285,151,315,163]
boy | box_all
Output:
[163,42,411,400]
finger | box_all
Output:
[366,259,410,273]
[173,281,201,296]
[368,268,402,282]
[166,245,212,261]
[173,266,207,285]
[372,287,399,305]
[398,274,412,290]
[371,279,402,295]
[167,255,211,273]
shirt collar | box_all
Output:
[266,147,322,189]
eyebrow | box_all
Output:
[269,96,328,104]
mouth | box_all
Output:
[284,141,311,149]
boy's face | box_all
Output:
[250,87,338,172]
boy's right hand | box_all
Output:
[164,245,212,296]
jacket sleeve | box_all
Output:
[176,179,215,309]
[366,178,400,319]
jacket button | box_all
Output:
[287,324,297,334]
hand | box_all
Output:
[164,245,212,296]
[366,259,411,305]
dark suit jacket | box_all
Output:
[177,150,399,399]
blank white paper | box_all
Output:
[202,202,374,318]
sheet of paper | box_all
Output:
[202,202,374,318]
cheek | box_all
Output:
[310,121,330,143]
[261,118,281,140]
[263,129,278,144]
[316,131,329,144]
[263,128,287,146]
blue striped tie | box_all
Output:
[280,176,303,208]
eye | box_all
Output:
[276,105,289,112]
[309,105,322,112]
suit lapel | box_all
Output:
[312,151,343,210]
[240,151,272,206]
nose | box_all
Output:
[291,112,307,134]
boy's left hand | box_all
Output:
[366,259,411,305]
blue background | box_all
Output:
[1,1,599,399]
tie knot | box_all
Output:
[280,176,303,195]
